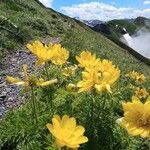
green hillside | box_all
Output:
[0,0,150,150]
[107,19,137,39]
[92,19,138,40]
[0,0,76,58]
[0,0,150,74]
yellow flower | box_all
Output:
[136,74,146,84]
[77,59,120,93]
[50,44,69,65]
[125,71,139,79]
[135,87,149,99]
[26,40,53,65]
[63,65,78,77]
[76,51,100,70]
[66,83,78,92]
[97,59,114,72]
[117,96,150,138]
[6,64,58,87]
[77,70,100,93]
[95,60,120,93]
[46,115,88,149]
[126,71,146,84]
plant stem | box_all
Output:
[87,90,96,149]
[51,96,54,116]
[44,62,54,116]
[91,90,96,118]
[31,87,38,126]
[142,138,150,149]
[45,62,49,80]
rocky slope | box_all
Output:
[0,37,59,119]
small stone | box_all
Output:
[0,82,6,88]
[11,58,17,62]
[8,97,13,102]
[0,93,7,101]
[0,106,6,116]
[6,87,12,92]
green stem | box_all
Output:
[142,138,150,149]
[44,62,54,116]
[91,91,95,119]
[109,93,114,110]
[45,62,49,80]
[87,90,96,149]
[102,92,107,109]
[58,147,61,150]
[31,87,38,126]
[51,96,54,116]
[97,93,107,117]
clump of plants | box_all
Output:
[1,40,150,150]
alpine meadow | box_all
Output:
[0,0,150,150]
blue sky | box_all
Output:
[39,0,150,20]
[53,0,150,10]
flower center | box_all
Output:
[137,115,150,128]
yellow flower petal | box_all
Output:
[117,96,150,138]
[46,115,88,149]
[6,76,24,85]
[37,79,58,87]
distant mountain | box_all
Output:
[79,17,150,40]
[92,19,137,39]
[91,17,150,61]
[125,18,135,23]
[82,19,103,27]
[92,23,111,35]
[74,17,103,27]
[134,16,150,28]
[92,17,150,40]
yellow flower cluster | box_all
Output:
[7,41,90,149]
[135,87,149,99]
[76,51,120,93]
[7,39,150,147]
[126,71,146,84]
[46,115,88,149]
[27,41,69,65]
[117,96,150,138]
[6,64,58,87]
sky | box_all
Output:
[39,0,150,21]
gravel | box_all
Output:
[0,37,60,119]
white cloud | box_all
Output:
[61,2,150,21]
[39,0,53,8]
[144,0,150,5]
[122,30,150,58]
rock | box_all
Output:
[5,87,12,92]
[0,82,6,88]
[0,106,6,116]
[11,58,17,62]
[0,92,7,101]
[8,97,13,102]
